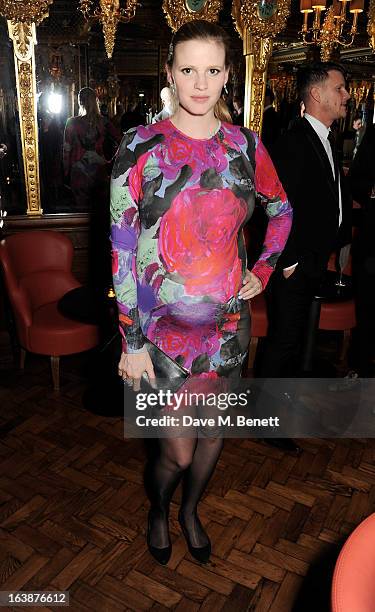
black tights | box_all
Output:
[146,436,224,548]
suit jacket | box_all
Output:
[270,117,352,279]
[349,125,375,258]
[349,124,375,207]
[261,107,281,156]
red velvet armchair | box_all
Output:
[0,230,99,390]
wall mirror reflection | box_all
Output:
[36,44,86,213]
[35,0,171,215]
[0,18,27,216]
[35,4,90,214]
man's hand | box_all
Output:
[283,264,298,279]
[239,270,263,300]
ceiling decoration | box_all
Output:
[10,0,373,66]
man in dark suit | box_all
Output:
[258,63,352,450]
[348,124,375,376]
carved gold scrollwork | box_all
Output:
[0,0,52,215]
[242,33,273,133]
[163,0,223,32]
[368,0,375,50]
[0,0,53,25]
[240,0,290,39]
[232,0,291,133]
[10,21,34,61]
[246,37,273,134]
[7,22,41,215]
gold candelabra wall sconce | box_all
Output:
[368,0,375,49]
[79,0,138,58]
[300,0,364,58]
[349,81,372,108]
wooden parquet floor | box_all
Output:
[0,337,374,611]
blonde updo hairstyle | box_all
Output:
[165,19,233,124]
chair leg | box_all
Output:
[50,356,60,391]
[19,348,26,370]
[248,337,259,370]
[339,330,351,364]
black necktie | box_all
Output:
[328,130,341,227]
[327,130,339,187]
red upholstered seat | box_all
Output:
[321,244,356,362]
[250,292,268,337]
[318,299,356,363]
[0,230,99,390]
[30,302,99,355]
[332,513,375,612]
[319,300,356,332]
[248,292,268,369]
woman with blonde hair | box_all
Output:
[111,20,292,565]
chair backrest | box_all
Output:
[0,230,78,313]
[1,230,73,276]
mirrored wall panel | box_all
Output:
[0,18,27,215]
[35,42,88,213]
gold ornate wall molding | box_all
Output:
[232,0,291,133]
[0,1,52,24]
[163,0,223,32]
[368,0,375,51]
[0,0,53,215]
[7,22,41,215]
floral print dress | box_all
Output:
[110,119,292,378]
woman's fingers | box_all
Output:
[239,271,263,300]
[146,363,156,380]
[118,351,156,390]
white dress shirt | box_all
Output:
[304,113,342,226]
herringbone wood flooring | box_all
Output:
[0,334,374,611]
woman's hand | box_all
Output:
[238,270,263,300]
[118,351,155,391]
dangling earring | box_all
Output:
[169,79,178,114]
[170,80,176,97]
[224,83,228,96]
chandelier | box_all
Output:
[300,0,364,51]
[79,0,138,59]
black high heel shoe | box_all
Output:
[147,510,172,565]
[178,511,211,564]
